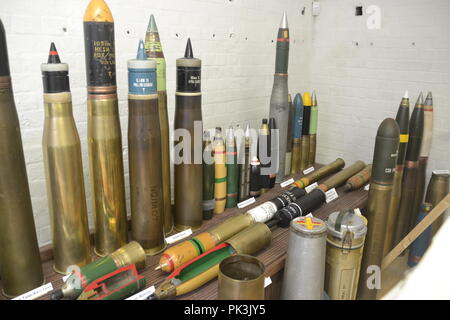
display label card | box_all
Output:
[354,208,362,216]
[305,213,314,218]
[305,182,319,193]
[433,170,449,175]
[237,197,256,209]
[264,277,272,288]
[62,274,70,282]
[303,166,315,175]
[125,286,155,300]
[166,229,192,244]
[280,178,295,188]
[12,283,53,300]
[325,188,339,203]
[364,184,370,191]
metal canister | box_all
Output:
[218,254,265,300]
[325,210,367,300]
[281,216,327,300]
[0,19,44,297]
[425,172,449,237]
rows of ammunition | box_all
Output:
[0,0,447,301]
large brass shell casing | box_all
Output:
[43,92,92,274]
[87,94,128,256]
[174,95,203,231]
[299,135,310,171]
[290,137,302,174]
[218,254,265,300]
[226,222,272,255]
[319,160,366,191]
[128,94,166,255]
[158,91,173,233]
[209,213,255,244]
[110,241,147,271]
[0,76,44,297]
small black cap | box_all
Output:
[47,42,61,64]
[184,38,193,58]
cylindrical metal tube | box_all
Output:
[285,94,293,176]
[213,127,227,214]
[300,92,311,171]
[238,125,251,202]
[42,46,92,274]
[226,127,238,208]
[173,38,203,231]
[425,172,449,237]
[408,202,432,267]
[358,118,399,300]
[325,210,367,300]
[290,93,303,174]
[0,19,44,297]
[268,117,277,188]
[319,160,366,192]
[281,216,327,300]
[293,158,345,189]
[226,222,272,255]
[203,131,215,220]
[128,41,166,255]
[343,164,372,192]
[258,119,271,193]
[250,157,262,198]
[84,0,128,256]
[145,14,173,234]
[308,91,318,166]
[218,254,265,300]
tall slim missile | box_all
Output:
[358,118,399,300]
[238,125,251,201]
[128,40,166,255]
[213,127,227,214]
[0,19,44,297]
[202,131,215,220]
[269,12,289,182]
[259,119,271,193]
[383,91,410,255]
[145,14,173,233]
[268,117,277,188]
[300,92,311,170]
[392,93,424,247]
[83,0,127,256]
[290,93,304,174]
[410,92,433,231]
[225,126,238,208]
[308,90,318,166]
[174,38,203,230]
[155,158,344,274]
[284,94,293,175]
[42,43,92,273]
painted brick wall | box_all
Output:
[0,0,312,246]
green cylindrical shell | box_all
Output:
[404,102,424,162]
[203,135,215,219]
[395,97,410,165]
[309,106,318,135]
[238,137,250,202]
[425,172,449,237]
[344,164,372,191]
[320,160,366,191]
[0,77,44,297]
[226,136,238,208]
[275,27,289,74]
[129,94,166,255]
[371,119,399,183]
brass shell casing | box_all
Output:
[226,222,272,255]
[319,160,366,191]
[290,137,302,174]
[209,213,255,244]
[299,135,310,171]
[43,93,92,274]
[0,76,44,297]
[308,134,316,167]
[110,241,147,271]
[218,254,265,300]
[87,94,128,256]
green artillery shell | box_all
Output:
[358,118,399,300]
[203,131,215,220]
[383,92,410,256]
[128,41,166,255]
[0,19,44,297]
[226,127,238,208]
[145,14,173,234]
[84,0,128,256]
[42,43,92,274]
[174,38,203,231]
[290,93,303,174]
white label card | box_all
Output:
[354,208,362,216]
[305,182,319,193]
[237,197,256,209]
[303,166,315,175]
[125,286,155,300]
[166,229,192,244]
[12,283,54,300]
[280,178,295,188]
[433,170,449,175]
[364,184,370,191]
[62,274,70,282]
[264,277,272,288]
[325,188,339,203]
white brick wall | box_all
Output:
[1,0,449,247]
[0,0,312,246]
